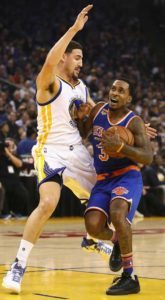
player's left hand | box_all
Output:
[72,4,93,33]
[145,123,157,139]
[75,103,92,121]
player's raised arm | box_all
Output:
[36,4,93,103]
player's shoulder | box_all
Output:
[78,78,86,87]
[91,101,108,118]
[129,111,144,123]
[95,101,108,111]
[127,111,145,131]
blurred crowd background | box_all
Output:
[0,0,165,218]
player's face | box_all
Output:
[64,49,83,80]
[109,80,132,110]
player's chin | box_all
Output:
[109,102,122,111]
[73,70,80,79]
[109,105,118,111]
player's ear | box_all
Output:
[127,96,132,103]
[61,53,66,63]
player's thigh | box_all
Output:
[39,181,61,210]
[85,182,111,220]
[64,145,96,190]
[32,145,66,184]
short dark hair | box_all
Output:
[116,77,135,98]
[65,40,83,53]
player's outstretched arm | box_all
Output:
[36,4,93,102]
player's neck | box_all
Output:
[109,107,130,122]
[56,69,79,86]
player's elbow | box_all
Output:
[142,152,153,165]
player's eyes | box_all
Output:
[75,56,82,60]
[119,89,124,94]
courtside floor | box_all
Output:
[0,217,165,300]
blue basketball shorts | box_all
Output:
[85,170,143,223]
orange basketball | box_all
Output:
[105,126,134,158]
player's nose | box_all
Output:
[79,59,83,67]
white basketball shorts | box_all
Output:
[32,143,96,199]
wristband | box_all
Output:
[116,142,125,153]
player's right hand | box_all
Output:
[72,4,93,32]
[101,129,123,154]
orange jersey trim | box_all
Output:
[97,165,140,181]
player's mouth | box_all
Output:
[75,68,81,74]
[110,98,118,104]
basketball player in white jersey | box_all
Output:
[2,4,112,294]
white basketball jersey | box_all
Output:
[36,77,88,147]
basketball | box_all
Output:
[105,126,134,158]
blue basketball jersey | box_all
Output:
[92,103,138,175]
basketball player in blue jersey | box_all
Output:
[75,78,153,295]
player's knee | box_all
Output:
[85,216,103,239]
[38,196,57,216]
[111,210,125,227]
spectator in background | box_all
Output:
[17,127,26,141]
[17,125,37,156]
[9,90,23,111]
[17,125,38,216]
[138,153,165,216]
[0,121,10,140]
[152,152,165,183]
[0,97,7,123]
[26,103,37,121]
[7,111,20,141]
[16,111,31,128]
[0,138,32,217]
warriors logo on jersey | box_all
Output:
[69,97,84,123]
[36,78,88,146]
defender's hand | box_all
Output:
[75,103,92,121]
[72,4,93,32]
[145,123,157,139]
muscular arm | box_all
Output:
[36,27,77,103]
[101,116,153,165]
[36,4,93,104]
[122,117,153,165]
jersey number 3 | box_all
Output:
[98,143,109,161]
